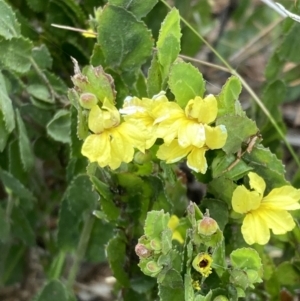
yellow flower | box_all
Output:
[81,99,147,169]
[82,28,96,38]
[120,91,169,149]
[232,172,300,245]
[156,95,227,173]
[167,215,184,244]
[192,253,213,277]
[192,280,201,291]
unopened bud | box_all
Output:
[213,296,229,301]
[198,217,219,236]
[79,93,98,109]
[146,261,162,274]
[135,243,151,258]
[150,238,161,251]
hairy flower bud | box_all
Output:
[198,216,219,236]
[135,243,151,258]
[146,261,163,274]
[150,238,162,251]
[79,92,98,109]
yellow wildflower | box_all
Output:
[192,279,201,291]
[167,215,184,244]
[156,95,227,173]
[232,172,300,245]
[192,253,213,277]
[81,98,147,169]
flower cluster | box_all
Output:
[81,91,228,172]
[232,172,300,245]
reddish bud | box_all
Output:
[198,217,219,236]
[79,93,98,109]
[135,243,151,258]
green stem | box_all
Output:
[49,250,66,279]
[67,213,95,290]
[160,0,300,169]
[5,193,14,232]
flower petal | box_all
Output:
[157,140,191,163]
[248,172,266,196]
[205,125,227,149]
[263,186,300,210]
[88,105,104,133]
[232,185,261,214]
[242,211,270,245]
[81,132,110,163]
[187,147,207,173]
[258,204,296,235]
[178,121,205,148]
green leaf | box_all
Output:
[0,205,9,242]
[46,110,71,144]
[0,111,10,151]
[106,235,130,286]
[0,169,35,201]
[184,273,194,301]
[216,115,258,154]
[108,0,158,19]
[97,6,153,73]
[156,8,181,81]
[0,37,32,73]
[230,248,262,271]
[16,110,34,171]
[243,144,288,192]
[26,0,49,12]
[70,107,82,158]
[147,52,163,97]
[158,284,184,301]
[168,61,205,108]
[0,71,15,133]
[0,0,21,39]
[217,76,242,117]
[36,280,68,301]
[67,174,99,215]
[144,210,170,239]
[276,262,300,287]
[27,84,54,103]
[32,45,52,70]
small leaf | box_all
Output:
[0,71,15,133]
[97,6,153,73]
[156,8,181,81]
[0,169,35,201]
[276,262,300,287]
[27,84,54,103]
[108,0,158,19]
[144,210,170,239]
[217,76,242,117]
[168,61,205,108]
[32,44,52,69]
[106,235,130,286]
[147,52,163,97]
[230,248,262,271]
[36,280,68,301]
[46,110,71,144]
[0,37,32,73]
[16,109,34,171]
[0,0,21,39]
[216,115,258,154]
[158,284,184,301]
[0,111,10,151]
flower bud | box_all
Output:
[150,238,161,251]
[135,243,151,258]
[79,93,98,109]
[198,217,219,236]
[213,296,229,301]
[146,261,163,274]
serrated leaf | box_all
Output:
[184,273,194,301]
[108,0,158,19]
[20,103,52,127]
[168,61,205,108]
[230,248,262,271]
[0,169,35,200]
[0,0,21,39]
[32,44,52,69]
[147,52,163,97]
[158,283,184,301]
[16,109,34,171]
[0,111,10,151]
[0,37,32,73]
[144,210,170,239]
[66,174,99,215]
[97,5,153,73]
[217,76,242,117]
[27,84,54,103]
[36,280,68,301]
[216,115,258,154]
[46,110,71,144]
[156,8,181,81]
[243,144,288,192]
[0,72,15,133]
[106,235,130,286]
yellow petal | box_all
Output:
[88,105,104,133]
[248,172,266,196]
[172,231,184,244]
[168,215,180,230]
[232,185,261,214]
[187,147,207,173]
[157,140,191,163]
[242,211,270,245]
[102,98,120,128]
[185,95,218,124]
[204,125,227,149]
[81,133,110,163]
[262,186,300,210]
[178,121,205,148]
[258,204,296,235]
